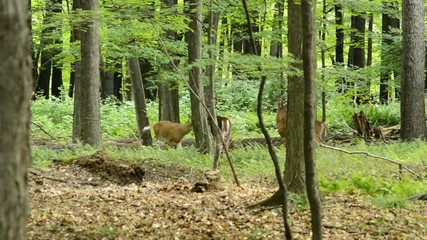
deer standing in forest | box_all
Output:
[143,120,193,148]
[276,99,327,144]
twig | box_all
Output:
[31,121,55,139]
[319,143,421,179]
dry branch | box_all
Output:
[318,143,421,179]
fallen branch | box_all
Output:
[31,121,55,139]
[408,191,427,201]
[318,143,421,179]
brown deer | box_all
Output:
[276,99,287,144]
[216,116,232,152]
[142,121,193,148]
[315,120,328,143]
[276,99,327,144]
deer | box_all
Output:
[276,98,287,144]
[142,120,193,148]
[276,99,327,144]
[216,116,232,152]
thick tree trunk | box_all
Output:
[129,57,152,145]
[187,0,213,153]
[285,0,306,194]
[79,0,102,146]
[401,0,425,140]
[0,1,32,239]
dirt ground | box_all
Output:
[27,151,427,240]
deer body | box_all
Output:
[276,100,287,141]
[276,99,327,143]
[315,120,328,142]
[143,121,193,148]
[216,116,232,151]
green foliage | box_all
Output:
[372,196,409,208]
[317,141,427,199]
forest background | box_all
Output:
[21,0,427,238]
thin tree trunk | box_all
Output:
[72,0,82,141]
[0,1,32,239]
[206,0,222,169]
[129,57,152,145]
[302,0,322,238]
[51,0,63,98]
[334,4,345,93]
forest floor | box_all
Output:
[27,150,427,240]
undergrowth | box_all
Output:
[31,97,427,206]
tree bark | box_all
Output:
[187,0,213,153]
[129,57,152,145]
[206,0,222,169]
[334,4,345,93]
[401,0,426,140]
[50,0,63,98]
[302,0,323,238]
[285,0,306,194]
[0,1,32,239]
[380,1,399,104]
[79,0,102,146]
[71,0,82,141]
[158,0,180,123]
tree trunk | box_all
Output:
[320,0,326,122]
[51,0,63,98]
[401,0,425,140]
[206,0,222,169]
[28,0,38,91]
[334,4,345,93]
[129,57,152,145]
[380,1,400,103]
[72,0,82,141]
[139,59,156,102]
[100,57,115,100]
[113,61,123,101]
[0,1,32,239]
[79,0,102,146]
[270,0,285,97]
[302,0,323,238]
[36,1,54,98]
[187,0,213,153]
[158,0,180,123]
[348,14,366,104]
[366,12,373,67]
[285,0,306,194]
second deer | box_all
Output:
[276,99,327,144]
